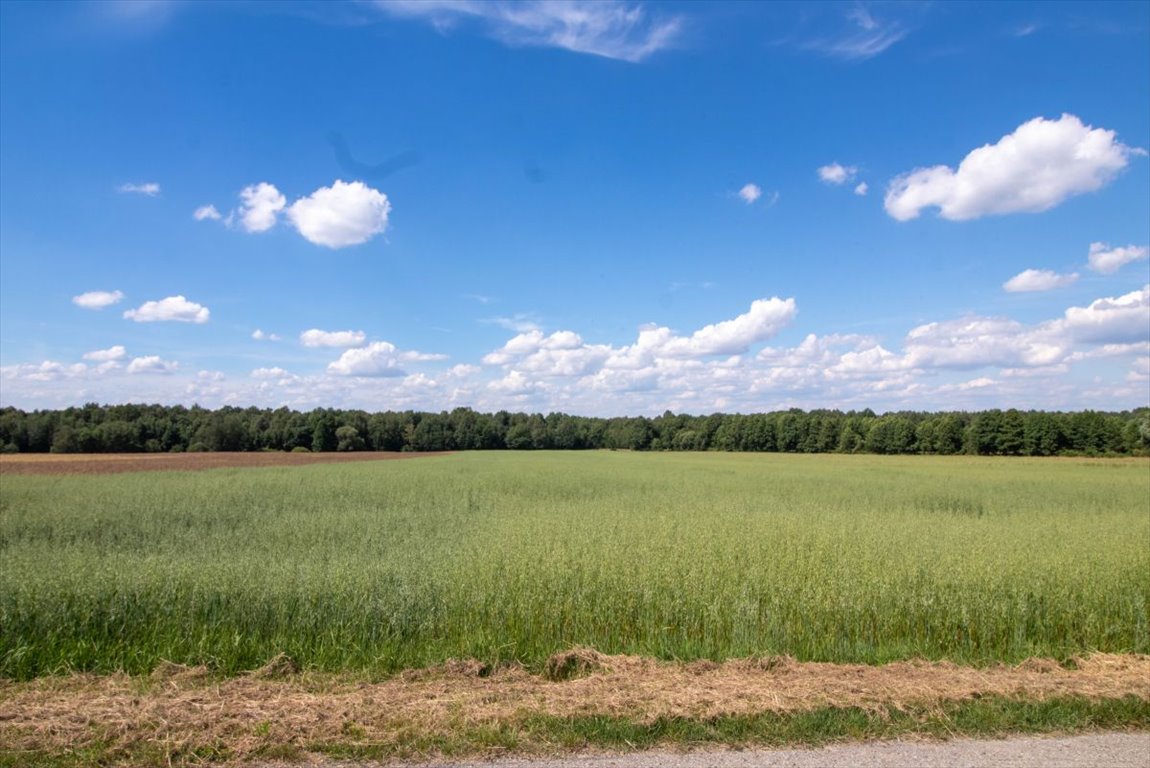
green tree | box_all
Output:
[335,425,366,452]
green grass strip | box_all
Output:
[308,696,1150,763]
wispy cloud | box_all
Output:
[375,0,682,62]
[484,313,542,333]
[802,4,908,60]
[118,182,161,196]
[193,204,222,221]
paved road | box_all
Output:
[379,732,1150,768]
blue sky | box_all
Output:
[1,0,1148,416]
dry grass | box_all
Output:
[2,651,1147,765]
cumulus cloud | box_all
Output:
[252,329,281,342]
[287,180,390,248]
[661,298,796,357]
[818,163,857,185]
[193,204,222,221]
[327,342,407,377]
[483,298,797,379]
[251,367,293,379]
[1088,242,1149,275]
[236,182,286,233]
[1,361,88,382]
[1057,285,1150,344]
[123,295,210,324]
[1003,269,1079,293]
[738,183,762,204]
[82,345,127,362]
[377,0,682,63]
[72,290,124,309]
[854,182,868,196]
[885,114,1137,221]
[126,355,179,375]
[890,286,1149,372]
[903,316,1064,370]
[300,329,367,348]
[118,182,160,196]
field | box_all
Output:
[2,451,1148,678]
[2,451,1149,765]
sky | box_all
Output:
[1,0,1148,417]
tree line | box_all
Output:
[1,404,1147,456]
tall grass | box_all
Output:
[2,452,1147,678]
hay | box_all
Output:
[246,653,300,679]
[2,651,1147,765]
[545,646,611,681]
[149,660,210,682]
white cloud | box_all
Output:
[1087,242,1149,275]
[236,182,286,233]
[82,345,127,362]
[661,297,796,357]
[286,180,391,248]
[738,183,762,204]
[327,341,407,377]
[300,329,367,348]
[1065,342,1150,363]
[885,114,1137,221]
[818,163,857,185]
[483,298,797,380]
[72,290,124,309]
[485,314,543,333]
[126,355,179,375]
[378,0,682,63]
[891,286,1149,372]
[484,330,610,375]
[904,316,1065,370]
[252,329,281,342]
[854,182,868,196]
[123,295,210,324]
[1,361,88,382]
[251,367,293,380]
[803,5,907,59]
[194,204,222,221]
[1130,357,1150,382]
[1057,285,1150,344]
[1003,269,1079,293]
[118,182,160,196]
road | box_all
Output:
[310,732,1150,768]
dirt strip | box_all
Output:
[2,651,1147,764]
[0,451,452,475]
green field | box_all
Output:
[1,452,1147,679]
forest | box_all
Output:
[1,404,1147,457]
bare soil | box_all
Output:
[2,651,1147,765]
[0,451,452,476]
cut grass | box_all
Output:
[4,696,1148,767]
[3,651,1147,767]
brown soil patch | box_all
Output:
[1,652,1147,765]
[0,451,452,476]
